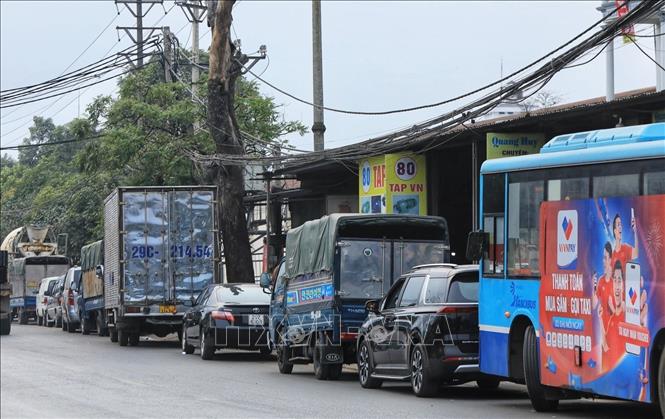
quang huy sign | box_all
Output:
[486,132,546,159]
[358,153,427,215]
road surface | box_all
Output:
[1,324,660,418]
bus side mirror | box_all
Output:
[466,231,488,262]
[259,272,272,289]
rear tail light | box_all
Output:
[438,305,477,314]
[340,332,358,341]
[67,289,74,306]
[211,310,234,323]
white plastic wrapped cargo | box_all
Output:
[105,186,218,312]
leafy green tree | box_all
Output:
[1,55,306,261]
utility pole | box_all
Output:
[163,26,172,82]
[116,0,164,68]
[312,0,325,151]
[176,1,207,93]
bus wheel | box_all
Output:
[659,350,664,419]
[523,325,559,412]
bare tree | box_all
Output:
[520,91,563,112]
[207,0,254,283]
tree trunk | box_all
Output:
[208,0,254,283]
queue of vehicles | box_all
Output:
[3,123,664,417]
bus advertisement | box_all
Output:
[539,195,664,403]
[475,122,665,414]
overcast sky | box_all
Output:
[0,1,660,156]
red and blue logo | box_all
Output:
[557,210,578,270]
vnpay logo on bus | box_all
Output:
[557,210,578,270]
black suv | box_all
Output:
[356,264,499,396]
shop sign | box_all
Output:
[486,132,545,159]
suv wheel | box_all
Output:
[411,344,437,397]
[358,339,382,389]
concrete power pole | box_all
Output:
[116,0,164,68]
[163,26,172,82]
[312,0,325,151]
[177,1,207,93]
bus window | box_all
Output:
[508,173,544,277]
[644,169,665,195]
[593,171,639,198]
[482,174,505,276]
[547,177,589,201]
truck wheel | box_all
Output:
[19,310,28,325]
[37,315,43,326]
[128,333,139,346]
[659,350,665,419]
[313,344,329,380]
[523,326,559,412]
[118,329,129,346]
[0,318,10,335]
[276,332,293,374]
[109,328,118,343]
[327,363,342,381]
[182,325,195,355]
[81,315,91,335]
[411,344,437,397]
[357,339,382,389]
[96,315,108,336]
[200,329,215,360]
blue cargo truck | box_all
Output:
[263,214,450,380]
[79,240,107,335]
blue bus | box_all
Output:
[473,122,665,413]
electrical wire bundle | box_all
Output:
[194,0,664,168]
[0,37,162,109]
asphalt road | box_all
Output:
[1,324,661,419]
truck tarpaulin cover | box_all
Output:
[285,214,448,278]
[80,240,103,272]
[539,195,665,403]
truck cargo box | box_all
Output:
[104,186,219,315]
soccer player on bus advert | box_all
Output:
[539,195,663,403]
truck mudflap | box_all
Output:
[319,344,344,364]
